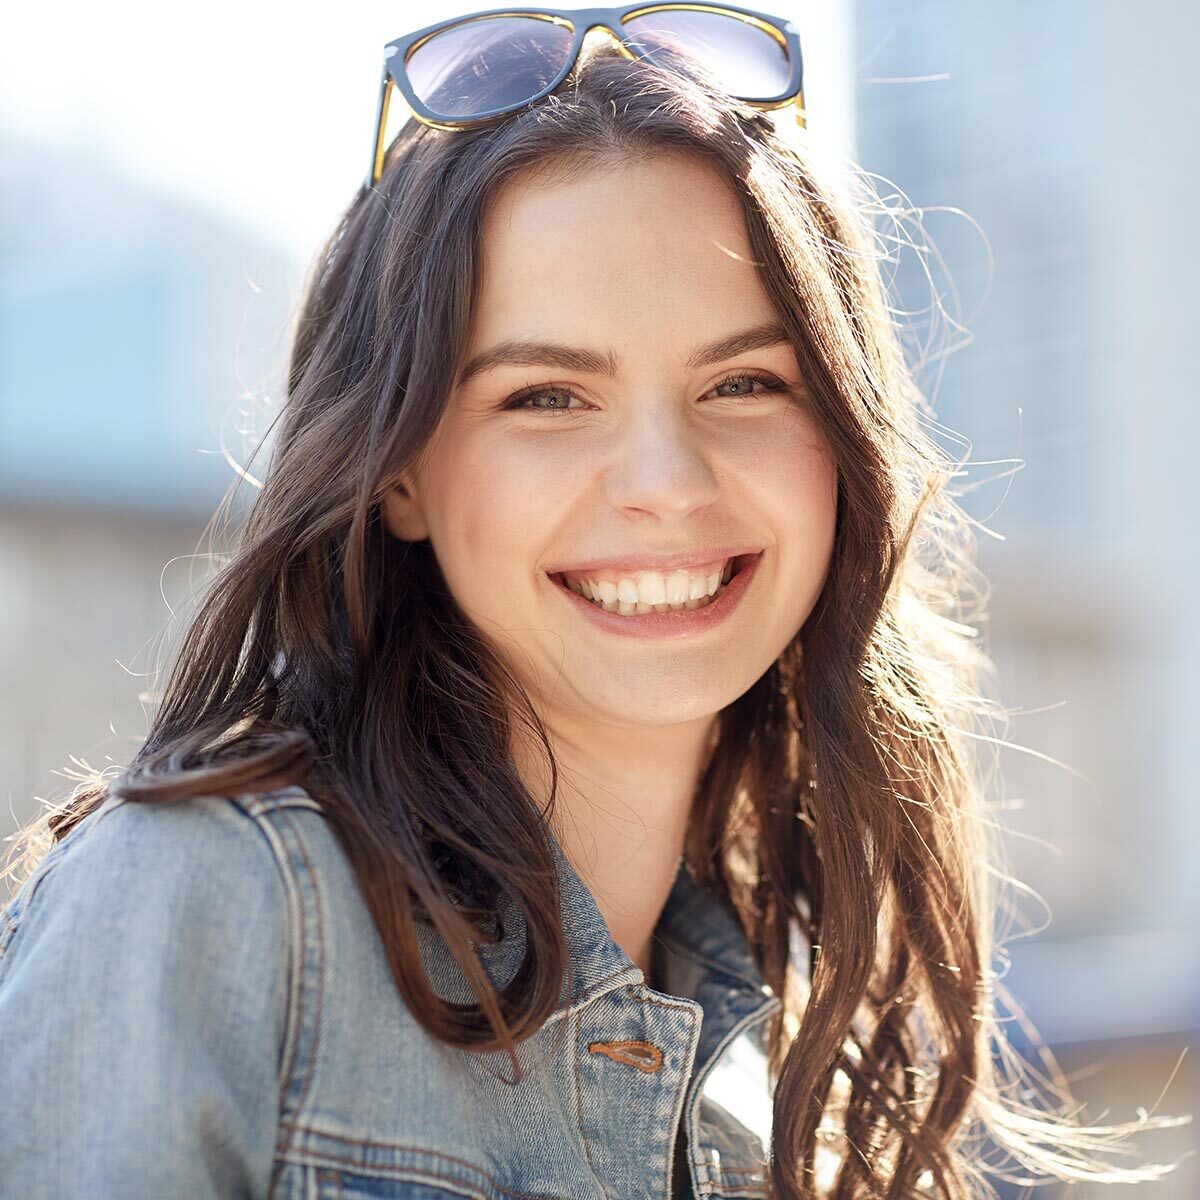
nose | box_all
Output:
[604,403,721,522]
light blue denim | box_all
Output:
[0,784,786,1198]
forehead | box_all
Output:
[470,152,773,340]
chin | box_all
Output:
[572,679,731,727]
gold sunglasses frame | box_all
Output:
[368,3,806,188]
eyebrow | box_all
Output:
[454,320,791,388]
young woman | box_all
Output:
[0,7,1181,1199]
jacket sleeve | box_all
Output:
[0,792,292,1199]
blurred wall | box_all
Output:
[0,133,296,829]
[851,1,1198,1193]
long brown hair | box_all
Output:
[4,43,1184,1199]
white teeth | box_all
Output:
[638,573,667,605]
[561,559,733,609]
[561,559,745,616]
[666,569,691,605]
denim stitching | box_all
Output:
[226,795,310,1100]
[277,806,326,1129]
[626,987,696,1015]
[710,1161,768,1180]
[572,1005,607,1197]
[276,1125,568,1199]
[316,1166,344,1199]
[242,799,321,1199]
[681,993,781,1198]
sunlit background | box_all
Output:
[2,3,1195,1194]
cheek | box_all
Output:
[734,415,839,599]
[731,412,837,515]
[431,435,568,587]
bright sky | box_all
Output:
[1,2,855,266]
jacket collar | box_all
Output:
[473,828,776,1019]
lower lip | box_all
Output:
[547,552,763,640]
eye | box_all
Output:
[501,370,794,418]
[501,384,585,415]
[711,371,790,401]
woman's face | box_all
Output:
[385,152,837,733]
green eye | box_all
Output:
[500,371,792,418]
[713,372,788,399]
[502,386,582,414]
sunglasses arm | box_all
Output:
[792,91,806,132]
[367,62,395,190]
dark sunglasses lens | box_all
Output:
[621,10,791,98]
[404,16,575,119]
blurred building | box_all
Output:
[0,132,296,825]
[853,1,1198,1193]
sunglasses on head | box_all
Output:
[366,4,805,188]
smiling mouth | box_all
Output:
[549,552,758,616]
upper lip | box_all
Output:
[545,546,763,576]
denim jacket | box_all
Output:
[0,784,798,1199]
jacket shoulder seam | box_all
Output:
[233,785,325,818]
[227,794,329,1147]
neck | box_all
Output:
[511,713,717,979]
